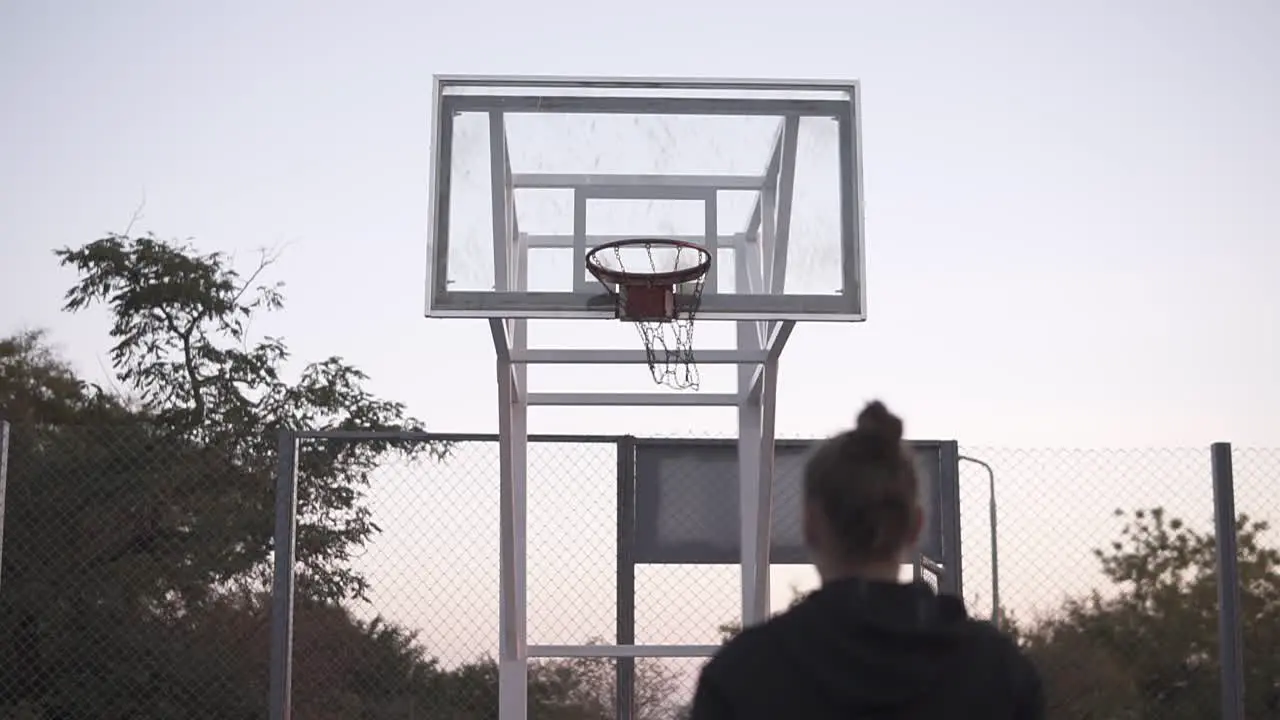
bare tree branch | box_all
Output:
[122,194,147,237]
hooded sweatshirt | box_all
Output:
[688,579,1044,719]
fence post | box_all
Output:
[269,429,300,720]
[1211,442,1245,720]
[616,435,637,720]
[0,420,9,594]
[959,455,1000,628]
[936,441,963,598]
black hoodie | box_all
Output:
[688,579,1044,719]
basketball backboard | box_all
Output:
[426,75,866,322]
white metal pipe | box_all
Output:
[528,644,721,658]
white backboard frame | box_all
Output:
[425,75,866,322]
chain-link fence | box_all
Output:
[1,422,1276,719]
[0,422,276,719]
[278,432,716,719]
[956,446,1279,719]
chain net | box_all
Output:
[590,241,708,391]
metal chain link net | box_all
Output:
[2,426,1277,718]
[589,241,708,391]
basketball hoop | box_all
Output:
[585,238,712,390]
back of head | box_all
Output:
[803,400,920,564]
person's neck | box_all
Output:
[818,559,902,585]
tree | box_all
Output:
[0,329,130,425]
[1021,507,1280,719]
[54,233,446,602]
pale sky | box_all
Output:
[3,0,1278,677]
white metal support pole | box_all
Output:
[491,109,528,720]
[512,178,530,670]
[767,117,800,295]
[734,165,776,626]
[736,373,763,625]
[496,348,528,720]
[506,207,532,720]
[736,320,768,626]
[755,355,779,617]
[736,345,778,627]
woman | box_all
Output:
[689,401,1044,719]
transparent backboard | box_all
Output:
[426,76,865,321]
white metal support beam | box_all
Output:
[743,321,796,403]
[529,644,720,658]
[488,319,511,363]
[489,112,511,293]
[734,317,779,627]
[527,393,739,407]
[493,111,529,720]
[733,155,781,626]
[511,349,767,364]
[703,190,719,293]
[736,319,767,627]
[737,357,779,626]
[525,232,745,249]
[740,119,798,348]
[743,116,787,292]
[512,173,765,190]
[579,185,724,201]
[486,114,524,404]
[763,117,787,180]
[740,224,764,296]
[487,320,522,403]
[753,357,779,620]
[504,133,519,292]
[496,346,529,720]
[767,117,801,294]
[446,92,849,120]
[755,182,776,351]
[572,190,589,293]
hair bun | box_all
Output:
[855,400,904,444]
